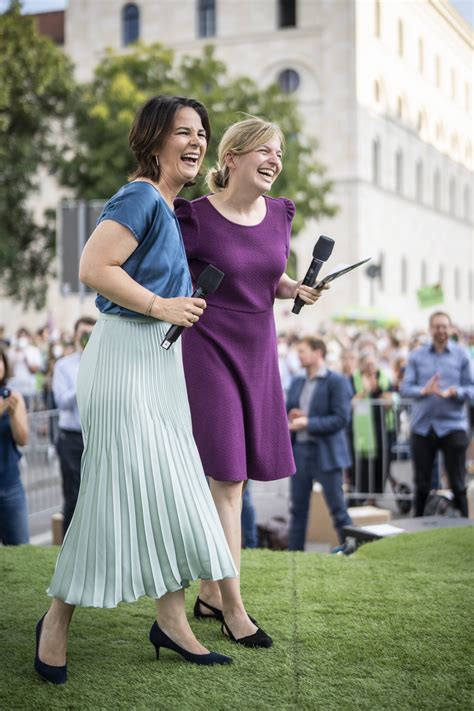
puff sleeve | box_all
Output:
[174,198,201,259]
[97,183,156,243]
[281,197,296,258]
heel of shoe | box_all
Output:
[154,645,160,660]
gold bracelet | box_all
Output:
[145,293,157,317]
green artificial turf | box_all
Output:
[0,529,473,710]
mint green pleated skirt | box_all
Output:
[47,314,238,608]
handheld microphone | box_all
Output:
[161,264,225,350]
[292,235,335,314]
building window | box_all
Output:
[401,257,408,294]
[374,80,380,103]
[415,160,423,202]
[454,268,460,300]
[375,0,381,37]
[433,170,441,209]
[449,179,456,216]
[464,186,471,222]
[451,69,456,100]
[397,19,404,57]
[417,110,426,133]
[122,3,139,46]
[421,261,427,286]
[418,38,424,73]
[395,150,403,194]
[198,0,216,38]
[435,55,441,88]
[278,0,296,28]
[372,139,380,185]
[396,96,404,119]
[278,68,300,93]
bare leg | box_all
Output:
[199,480,257,638]
[38,598,75,666]
[156,589,209,654]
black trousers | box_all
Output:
[56,429,84,536]
[411,430,468,517]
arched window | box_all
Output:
[372,138,380,185]
[433,170,441,209]
[278,68,300,94]
[401,257,408,294]
[449,179,456,216]
[198,0,216,38]
[397,19,404,57]
[375,0,381,37]
[395,150,403,194]
[415,160,423,202]
[418,38,424,73]
[278,0,296,28]
[464,186,471,222]
[122,3,139,46]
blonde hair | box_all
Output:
[206,116,285,192]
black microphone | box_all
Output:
[161,264,225,350]
[292,235,335,314]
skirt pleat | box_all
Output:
[47,314,237,608]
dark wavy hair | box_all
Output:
[0,349,10,387]
[128,95,211,187]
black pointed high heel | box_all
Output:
[221,618,273,648]
[34,614,68,684]
[149,621,233,665]
[193,596,224,621]
[193,596,258,625]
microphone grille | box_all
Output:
[312,235,335,261]
[196,264,225,294]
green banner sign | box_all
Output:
[417,283,444,308]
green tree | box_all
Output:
[0,1,75,308]
[59,44,337,244]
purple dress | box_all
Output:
[175,195,296,482]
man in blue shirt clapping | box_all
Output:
[401,311,474,517]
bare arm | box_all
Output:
[7,392,29,447]
[79,219,206,327]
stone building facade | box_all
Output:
[2,0,472,333]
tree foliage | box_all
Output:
[59,43,337,237]
[0,1,75,308]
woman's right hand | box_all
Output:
[155,296,207,327]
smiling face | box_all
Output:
[228,133,283,194]
[156,106,208,190]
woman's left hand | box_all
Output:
[294,281,330,305]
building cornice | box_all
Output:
[429,0,474,48]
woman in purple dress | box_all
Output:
[175,117,326,648]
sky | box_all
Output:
[0,0,473,27]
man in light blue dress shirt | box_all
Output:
[52,317,96,536]
[401,312,474,517]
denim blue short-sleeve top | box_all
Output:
[95,181,192,317]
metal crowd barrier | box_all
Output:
[349,397,426,514]
[21,409,62,518]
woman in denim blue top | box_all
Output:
[35,96,237,685]
[0,349,29,544]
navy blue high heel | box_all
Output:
[149,621,232,665]
[34,614,68,684]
